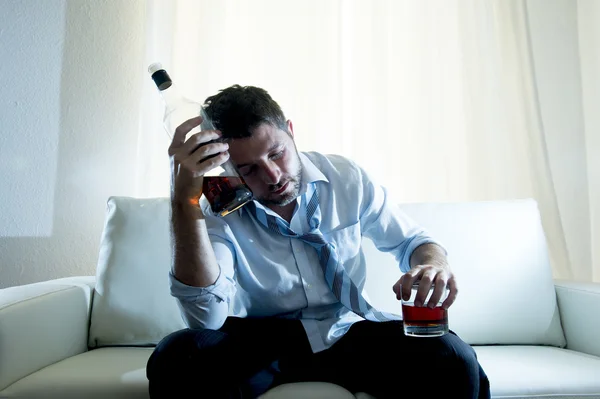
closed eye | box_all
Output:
[270,150,284,160]
[240,165,256,177]
[239,148,284,176]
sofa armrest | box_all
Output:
[0,276,94,391]
[554,279,600,357]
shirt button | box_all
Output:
[307,284,312,290]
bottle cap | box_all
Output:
[147,62,163,74]
[148,62,172,90]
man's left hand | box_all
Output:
[392,264,458,310]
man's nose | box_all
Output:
[260,163,281,185]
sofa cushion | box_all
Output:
[363,199,566,346]
[88,197,186,348]
[473,346,600,398]
[0,348,151,399]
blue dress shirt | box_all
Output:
[170,151,442,353]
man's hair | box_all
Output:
[203,85,288,139]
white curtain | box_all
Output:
[138,0,598,282]
[577,0,600,283]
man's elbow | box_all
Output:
[175,298,229,331]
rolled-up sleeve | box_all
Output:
[169,225,237,331]
[357,164,446,273]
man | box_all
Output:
[146,85,491,399]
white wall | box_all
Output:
[0,0,64,237]
[0,0,146,288]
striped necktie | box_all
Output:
[245,184,399,322]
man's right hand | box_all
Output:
[168,115,230,208]
[167,115,225,288]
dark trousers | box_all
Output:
[147,317,491,399]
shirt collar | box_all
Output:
[298,152,329,196]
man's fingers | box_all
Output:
[182,141,228,165]
[393,279,402,300]
[442,275,458,309]
[170,128,224,178]
[397,266,457,309]
[428,275,449,308]
[169,116,203,151]
[197,151,230,174]
[415,270,436,307]
[179,149,230,179]
[179,130,223,156]
[401,267,422,301]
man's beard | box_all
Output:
[257,151,302,207]
[259,177,301,207]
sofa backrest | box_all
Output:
[88,196,565,348]
[362,199,565,346]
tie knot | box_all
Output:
[299,232,328,246]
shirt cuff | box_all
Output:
[169,269,234,303]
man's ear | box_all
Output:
[287,120,294,137]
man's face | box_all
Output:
[227,121,302,207]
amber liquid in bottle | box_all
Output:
[202,176,253,217]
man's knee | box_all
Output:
[430,333,486,397]
[146,328,224,381]
[443,339,480,377]
[431,332,478,367]
[146,328,232,398]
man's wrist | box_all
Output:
[409,243,448,269]
[171,195,205,220]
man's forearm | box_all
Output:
[409,243,448,269]
[171,200,220,287]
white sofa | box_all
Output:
[1,197,600,399]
